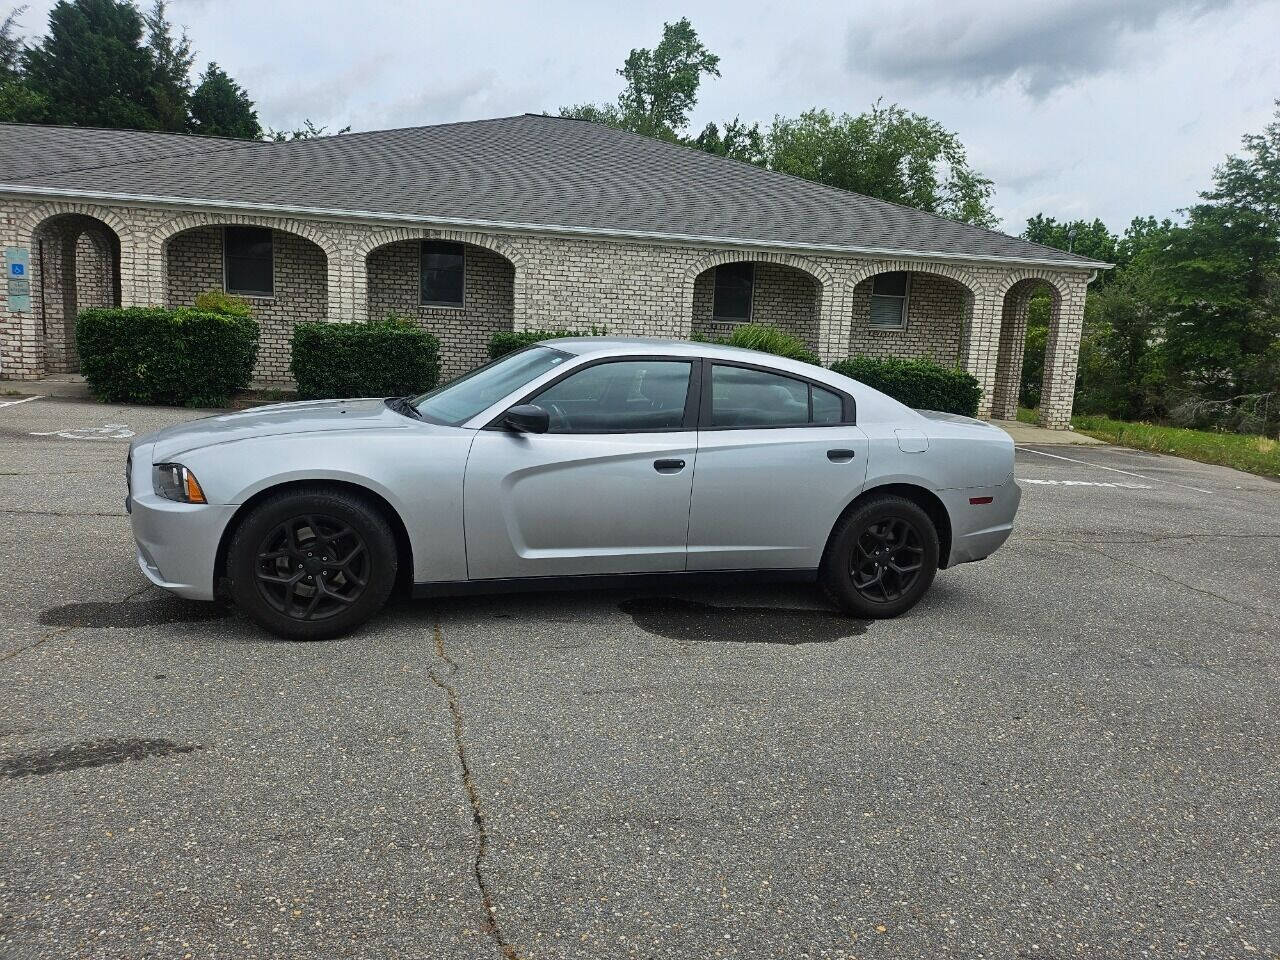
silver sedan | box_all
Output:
[127,338,1021,639]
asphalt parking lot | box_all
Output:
[1,395,1277,959]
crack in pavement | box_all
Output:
[0,508,124,518]
[429,622,522,960]
[1071,541,1280,622]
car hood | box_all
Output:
[136,398,414,460]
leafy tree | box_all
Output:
[22,0,160,129]
[767,103,997,227]
[144,0,192,131]
[0,6,47,122]
[265,118,351,141]
[1022,214,1119,270]
[1,6,24,79]
[691,117,766,166]
[560,17,719,141]
[189,61,260,139]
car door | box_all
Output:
[464,356,700,580]
[686,360,869,571]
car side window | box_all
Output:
[531,360,692,433]
[709,365,846,428]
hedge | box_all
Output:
[77,307,259,407]
[831,355,982,417]
[291,316,441,400]
[695,322,820,364]
[488,326,606,360]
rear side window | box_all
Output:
[532,360,692,432]
[708,365,847,428]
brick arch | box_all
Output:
[147,212,339,308]
[19,202,132,245]
[353,226,526,272]
[149,212,340,260]
[993,268,1068,301]
[680,250,836,349]
[842,259,981,299]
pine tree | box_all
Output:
[189,61,261,139]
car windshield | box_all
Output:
[412,346,572,426]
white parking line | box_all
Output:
[0,395,41,409]
[1019,446,1214,495]
[1020,478,1153,489]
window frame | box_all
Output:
[419,240,466,309]
[712,262,755,322]
[867,271,912,330]
[486,354,703,434]
[222,225,275,298]
[698,359,856,431]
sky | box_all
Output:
[10,0,1280,235]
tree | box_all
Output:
[265,118,350,141]
[1022,215,1119,270]
[767,103,997,227]
[560,17,719,141]
[22,0,160,129]
[144,0,193,131]
[691,117,766,166]
[189,61,260,139]
[1153,103,1280,400]
[0,5,47,122]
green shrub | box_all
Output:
[487,326,607,359]
[291,316,441,400]
[193,289,254,318]
[698,323,820,364]
[77,307,259,407]
[831,355,982,416]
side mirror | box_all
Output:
[502,403,550,434]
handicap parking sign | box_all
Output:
[4,246,31,311]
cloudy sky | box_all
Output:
[12,0,1280,234]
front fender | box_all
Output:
[178,429,474,583]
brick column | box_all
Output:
[991,290,1031,420]
[328,225,363,321]
[1038,278,1088,430]
[963,286,1003,419]
[816,274,851,365]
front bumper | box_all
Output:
[128,443,236,601]
[939,472,1022,567]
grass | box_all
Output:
[1019,406,1279,478]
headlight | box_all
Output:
[153,463,207,503]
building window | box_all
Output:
[224,226,273,296]
[868,271,910,329]
[421,241,465,307]
[713,262,753,321]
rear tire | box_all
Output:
[226,487,398,641]
[821,495,939,618]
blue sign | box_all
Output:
[4,246,31,312]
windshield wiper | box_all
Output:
[384,395,424,420]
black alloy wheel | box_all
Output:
[821,494,939,619]
[850,516,925,603]
[255,514,371,621]
[227,488,398,641]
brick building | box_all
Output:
[0,115,1107,427]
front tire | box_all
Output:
[821,495,939,618]
[226,487,398,641]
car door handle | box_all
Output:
[827,449,856,463]
[653,458,686,473]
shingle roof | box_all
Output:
[0,115,1105,269]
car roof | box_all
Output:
[544,336,793,363]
